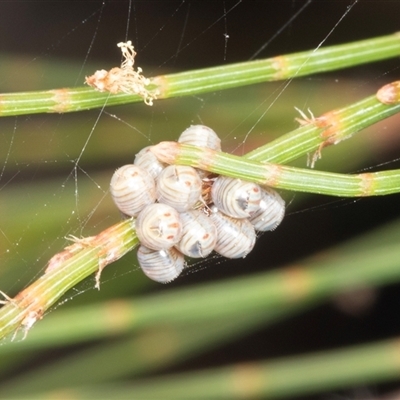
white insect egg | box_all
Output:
[176,210,217,258]
[211,176,262,218]
[209,207,256,258]
[137,245,184,283]
[178,125,221,151]
[135,203,183,251]
[156,165,203,212]
[248,187,285,231]
[134,146,166,179]
[110,164,156,217]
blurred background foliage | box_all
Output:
[1,1,400,399]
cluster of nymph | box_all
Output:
[110,125,285,283]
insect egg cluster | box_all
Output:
[110,125,285,283]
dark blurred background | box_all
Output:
[1,1,399,66]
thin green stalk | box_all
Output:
[152,142,400,197]
[376,80,400,104]
[0,220,138,340]
[1,89,399,341]
[4,230,400,347]
[56,337,400,399]
[1,116,400,341]
[155,32,400,96]
[1,33,399,116]
[0,307,311,395]
[245,94,400,164]
[1,42,400,341]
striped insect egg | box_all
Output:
[135,203,183,250]
[248,187,285,231]
[110,164,156,217]
[176,210,217,258]
[156,165,202,212]
[211,176,262,218]
[209,207,256,258]
[134,146,166,179]
[137,245,184,283]
[178,125,221,151]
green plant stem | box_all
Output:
[152,142,400,196]
[155,33,400,96]
[0,220,138,340]
[1,33,399,116]
[0,307,310,395]
[1,37,400,340]
[245,95,400,164]
[60,337,400,399]
[1,93,400,339]
[376,80,400,104]
[4,227,400,347]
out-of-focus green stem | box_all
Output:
[7,237,400,348]
[64,337,400,399]
[0,220,138,341]
[152,142,400,197]
[0,308,309,395]
[2,91,399,341]
[1,33,399,116]
[1,34,400,342]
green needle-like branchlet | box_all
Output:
[0,33,399,117]
[151,141,400,197]
[1,34,400,347]
[0,220,138,340]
